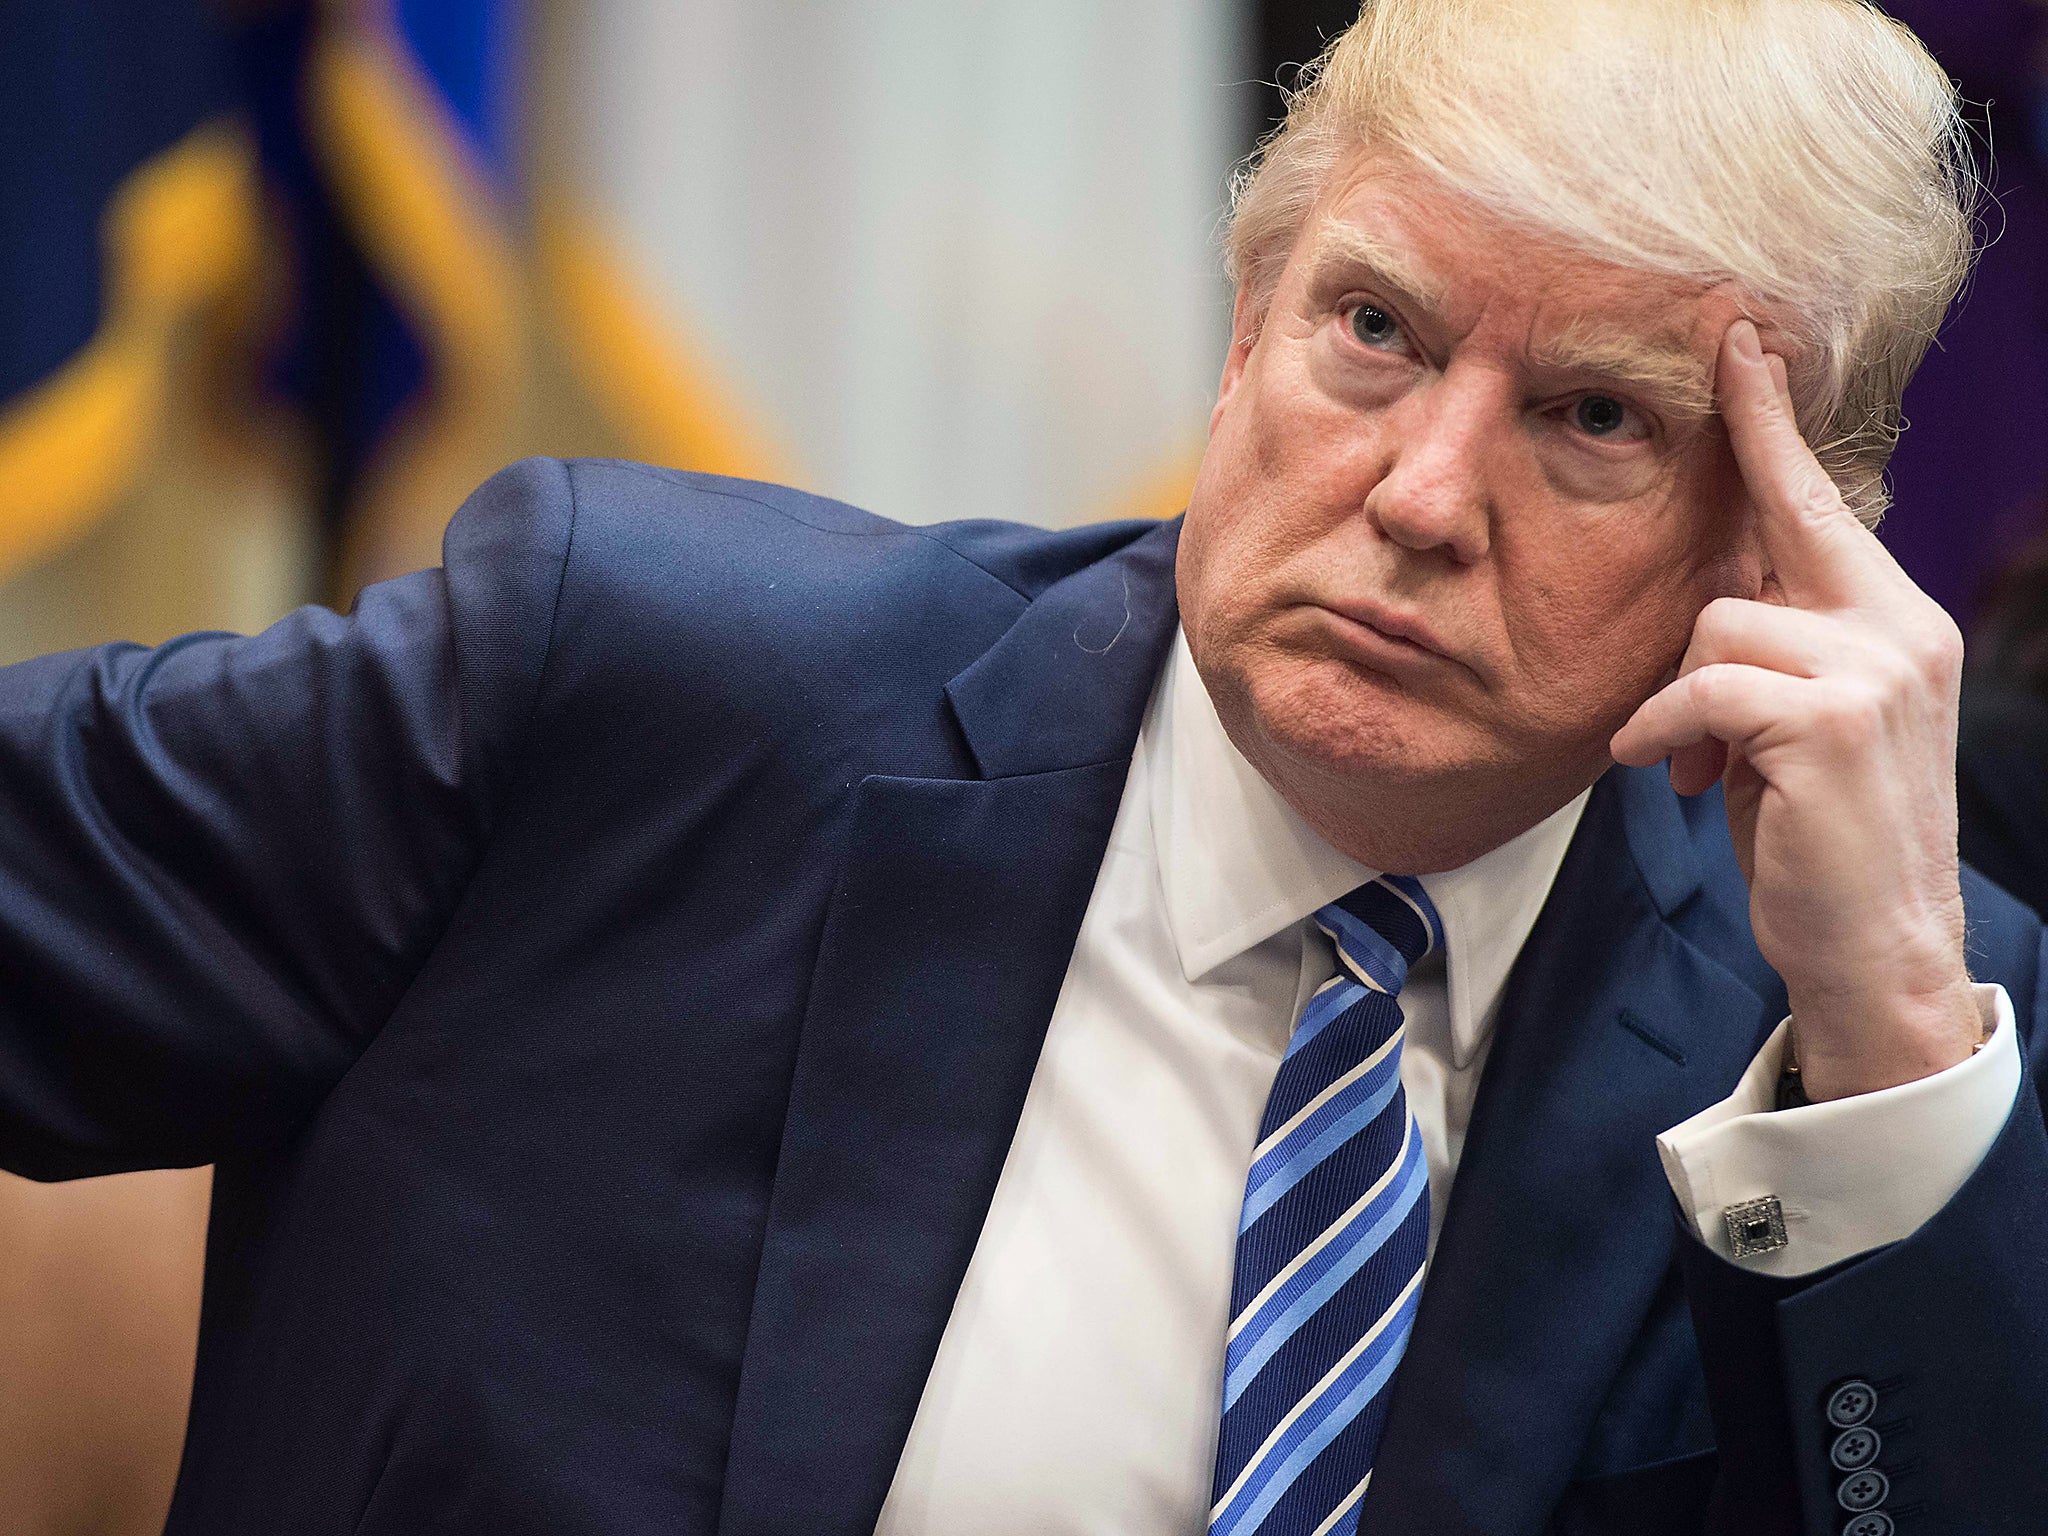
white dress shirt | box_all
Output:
[874,628,2018,1535]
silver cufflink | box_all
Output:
[1723,1196,1788,1257]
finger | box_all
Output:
[1610,661,1816,768]
[1668,738,1729,797]
[1716,321,1888,606]
[1677,596,1856,681]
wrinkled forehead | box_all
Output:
[1290,154,1744,418]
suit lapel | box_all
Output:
[1361,766,1778,1535]
[715,520,1182,1536]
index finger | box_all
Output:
[1716,319,1883,606]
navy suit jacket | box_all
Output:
[0,458,2042,1535]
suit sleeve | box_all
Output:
[0,456,575,1181]
[1679,900,2048,1535]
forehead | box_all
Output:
[1294,154,1739,414]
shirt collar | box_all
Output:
[1149,626,1589,1069]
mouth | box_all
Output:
[1313,597,1467,678]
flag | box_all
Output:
[0,0,287,656]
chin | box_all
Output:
[1235,649,1486,791]
[1206,641,1593,875]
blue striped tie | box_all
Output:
[1208,875,1441,1536]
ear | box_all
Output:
[1737,490,1774,603]
[1211,285,1261,435]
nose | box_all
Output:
[1362,371,1495,564]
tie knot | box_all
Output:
[1314,875,1442,995]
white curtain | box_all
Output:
[556,0,1249,527]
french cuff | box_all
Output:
[1655,983,2018,1279]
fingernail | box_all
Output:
[1731,320,1763,361]
[1766,354,1789,397]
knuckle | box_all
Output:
[1790,472,1850,528]
[1696,596,1745,643]
[1922,614,1966,681]
[1885,608,1964,690]
[1870,643,1917,696]
[1690,663,1735,713]
[1689,603,1734,659]
[1802,489,1851,532]
[1818,679,1886,747]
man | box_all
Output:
[0,1,2040,1533]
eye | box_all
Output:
[1570,393,1649,442]
[1346,302,1409,353]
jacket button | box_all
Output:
[1842,1515,1894,1536]
[1836,1468,1890,1513]
[1825,1379,1877,1428]
[1830,1425,1881,1472]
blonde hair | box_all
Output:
[1225,0,1981,525]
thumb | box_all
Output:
[1669,739,1727,797]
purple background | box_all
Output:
[1873,0,2048,627]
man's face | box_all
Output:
[1180,151,1763,868]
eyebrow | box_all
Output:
[1303,226,1450,314]
[1527,319,1716,419]
[1300,225,1716,419]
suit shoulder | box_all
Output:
[563,461,901,540]
[916,514,1173,600]
[471,459,1163,770]
[550,458,1154,606]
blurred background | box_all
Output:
[0,1,2042,1531]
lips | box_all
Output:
[1317,596,1461,668]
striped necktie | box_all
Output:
[1209,874,1441,1536]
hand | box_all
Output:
[1610,319,1980,1101]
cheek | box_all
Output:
[1183,364,1383,636]
[1500,436,1744,704]
[1179,445,1278,660]
[1495,518,1710,729]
